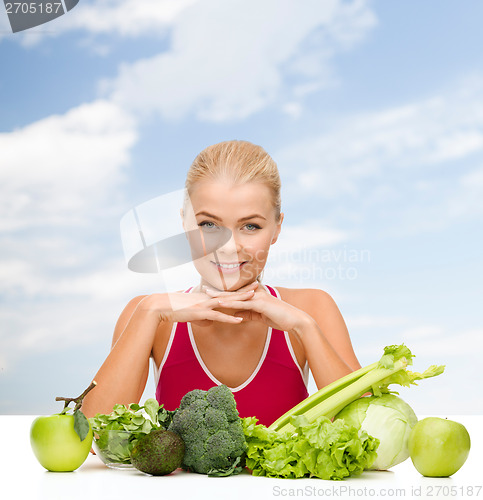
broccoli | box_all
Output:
[169,385,247,475]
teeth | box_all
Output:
[218,263,242,269]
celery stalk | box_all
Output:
[269,344,445,434]
[269,361,378,432]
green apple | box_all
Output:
[408,417,471,477]
[30,381,97,472]
[30,414,93,472]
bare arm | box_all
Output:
[291,289,360,388]
[81,286,259,418]
[305,289,360,369]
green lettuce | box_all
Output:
[89,399,176,464]
[242,415,379,480]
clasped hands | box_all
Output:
[157,281,312,335]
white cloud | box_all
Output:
[3,1,376,124]
[0,100,140,373]
[275,222,349,254]
[104,0,376,122]
[263,222,353,287]
[0,99,137,230]
[64,0,198,37]
[346,315,409,330]
[402,328,483,359]
[0,252,174,375]
[348,320,483,413]
[352,319,483,363]
[279,78,483,195]
[0,253,177,378]
[276,75,483,235]
[1,0,198,45]
[447,165,483,219]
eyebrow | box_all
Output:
[195,211,266,222]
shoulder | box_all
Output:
[115,294,147,318]
[113,294,176,362]
[113,294,174,343]
[114,295,148,327]
[111,295,148,344]
[116,289,185,323]
[275,286,360,370]
[273,286,347,335]
[273,286,337,312]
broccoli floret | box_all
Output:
[169,385,247,475]
[206,384,240,422]
[179,389,206,410]
[228,420,248,457]
[205,430,236,470]
[205,406,228,430]
[170,398,208,434]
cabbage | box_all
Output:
[334,394,418,470]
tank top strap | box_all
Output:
[263,284,278,298]
[260,283,309,386]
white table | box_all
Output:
[2,415,481,500]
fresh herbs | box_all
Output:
[89,399,176,464]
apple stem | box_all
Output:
[56,380,97,413]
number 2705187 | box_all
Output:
[5,2,62,14]
[426,485,482,497]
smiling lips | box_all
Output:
[211,261,247,274]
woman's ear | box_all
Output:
[271,212,283,245]
[180,208,186,232]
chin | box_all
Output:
[203,274,248,292]
[196,261,262,291]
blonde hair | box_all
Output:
[185,140,282,220]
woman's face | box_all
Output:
[183,180,283,291]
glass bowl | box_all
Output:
[92,429,137,470]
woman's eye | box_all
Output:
[245,223,261,231]
[199,221,219,231]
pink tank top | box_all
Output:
[154,285,309,426]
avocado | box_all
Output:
[130,429,185,475]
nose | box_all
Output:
[216,231,241,257]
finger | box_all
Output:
[203,281,259,296]
[216,299,259,310]
[204,310,244,323]
[191,319,214,327]
[189,305,243,323]
[237,281,260,292]
[202,296,243,309]
[205,288,256,299]
[234,310,263,322]
[203,287,232,297]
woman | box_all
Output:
[82,140,360,426]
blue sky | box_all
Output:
[1,0,482,416]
